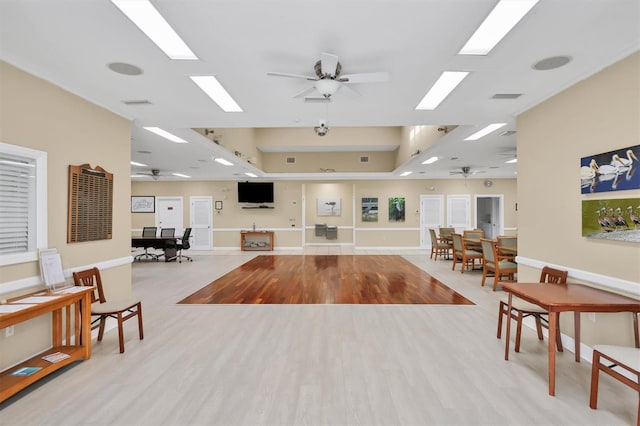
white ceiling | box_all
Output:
[1,0,638,181]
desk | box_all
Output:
[502,282,640,396]
[0,287,93,402]
[132,236,178,261]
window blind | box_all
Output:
[0,153,36,256]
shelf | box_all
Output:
[241,231,274,251]
[241,206,274,209]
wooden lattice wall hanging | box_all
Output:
[67,164,113,243]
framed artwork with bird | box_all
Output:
[582,198,640,242]
[580,144,639,194]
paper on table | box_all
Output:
[0,304,36,313]
[14,296,61,304]
[55,286,89,294]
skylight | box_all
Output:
[459,0,539,55]
[143,127,188,143]
[190,76,243,112]
[415,72,469,110]
[111,0,198,60]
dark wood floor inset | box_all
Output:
[178,255,474,305]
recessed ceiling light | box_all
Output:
[465,123,507,141]
[111,0,198,60]
[416,71,469,110]
[422,156,439,165]
[130,161,147,167]
[107,62,143,75]
[245,172,258,178]
[532,56,572,71]
[190,76,243,112]
[400,171,413,177]
[459,0,539,55]
[172,173,191,178]
[143,127,188,143]
[214,157,234,166]
[505,158,518,164]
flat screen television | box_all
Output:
[238,181,274,203]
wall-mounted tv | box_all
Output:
[238,181,274,203]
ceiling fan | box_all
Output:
[135,169,166,180]
[450,166,485,178]
[267,52,389,101]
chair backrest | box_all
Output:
[480,238,496,263]
[429,228,438,247]
[439,227,454,237]
[142,226,157,237]
[463,229,484,239]
[160,228,175,237]
[72,267,105,304]
[180,228,192,250]
[451,233,463,252]
[540,266,568,284]
[497,236,517,248]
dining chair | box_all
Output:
[72,267,143,354]
[133,226,158,261]
[429,228,452,261]
[480,238,517,291]
[590,345,640,426]
[451,233,483,273]
[496,235,517,256]
[497,266,568,353]
[439,227,454,239]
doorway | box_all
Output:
[475,195,503,239]
[420,195,444,249]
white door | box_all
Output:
[156,197,184,235]
[420,195,444,248]
[447,194,471,233]
[190,196,212,250]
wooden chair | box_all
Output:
[134,226,158,261]
[496,235,517,256]
[451,233,483,273]
[429,228,452,261]
[590,345,640,426]
[439,227,454,239]
[497,266,568,353]
[72,267,144,353]
[480,238,517,291]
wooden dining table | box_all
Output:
[501,282,640,396]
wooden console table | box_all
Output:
[0,287,93,402]
[241,231,274,251]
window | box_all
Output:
[0,141,47,266]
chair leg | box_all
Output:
[481,268,487,286]
[515,311,524,353]
[534,316,544,340]
[497,301,505,338]
[137,303,144,340]
[634,312,639,348]
[117,312,125,353]
[98,316,106,341]
[589,350,600,409]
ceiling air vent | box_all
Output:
[491,93,522,99]
[359,155,370,163]
[286,156,296,164]
[122,99,152,105]
[500,130,517,137]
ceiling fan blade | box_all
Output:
[339,84,361,97]
[304,97,331,104]
[293,86,317,98]
[340,72,389,83]
[267,72,316,81]
[320,52,339,76]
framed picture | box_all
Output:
[580,144,639,194]
[388,197,405,222]
[581,197,640,242]
[131,196,155,213]
[317,198,341,216]
[362,197,378,222]
[215,200,223,210]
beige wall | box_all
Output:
[517,52,640,346]
[0,61,132,368]
[132,178,517,249]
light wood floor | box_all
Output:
[1,247,636,425]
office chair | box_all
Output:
[72,267,143,354]
[175,227,193,263]
[156,228,175,260]
[134,226,158,261]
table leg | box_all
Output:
[52,308,62,346]
[548,311,557,396]
[634,312,639,348]
[574,312,581,362]
[505,292,512,361]
[81,292,92,359]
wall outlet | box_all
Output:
[5,326,14,337]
